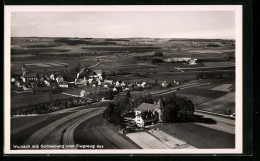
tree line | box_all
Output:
[11,97,90,116]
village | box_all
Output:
[10,63,183,96]
[10,63,190,130]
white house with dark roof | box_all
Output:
[23,72,38,82]
[93,70,102,76]
[58,81,68,88]
[134,100,163,127]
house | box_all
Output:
[50,74,55,80]
[80,90,86,97]
[141,82,146,87]
[22,85,31,91]
[188,58,197,65]
[123,87,130,91]
[56,75,64,83]
[97,80,102,86]
[121,82,126,87]
[15,81,21,87]
[94,70,102,76]
[44,80,51,86]
[23,72,38,82]
[104,80,113,85]
[58,81,68,88]
[88,78,93,84]
[113,87,118,92]
[103,84,109,89]
[75,78,87,86]
[161,81,168,87]
[11,78,15,82]
[134,100,163,127]
[115,81,120,87]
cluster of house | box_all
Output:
[124,100,164,128]
[11,65,178,93]
[163,57,197,65]
[11,65,71,91]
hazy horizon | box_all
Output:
[12,11,235,39]
[11,36,235,40]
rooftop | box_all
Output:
[24,72,38,78]
[136,103,158,111]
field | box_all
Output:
[211,84,233,92]
[176,88,227,105]
[11,37,235,115]
[157,123,235,148]
[202,61,235,67]
[173,79,235,114]
[11,92,73,109]
[11,37,235,75]
[126,132,172,149]
[148,129,195,149]
[198,92,235,114]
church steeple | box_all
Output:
[22,64,26,77]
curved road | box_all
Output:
[21,106,138,150]
[23,107,105,149]
[73,114,139,149]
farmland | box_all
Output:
[11,37,235,114]
[10,37,236,149]
[11,37,235,75]
[11,92,73,110]
[157,122,235,148]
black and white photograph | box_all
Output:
[4,5,243,154]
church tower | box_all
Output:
[22,64,26,77]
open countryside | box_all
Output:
[10,37,235,150]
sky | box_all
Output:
[11,11,235,39]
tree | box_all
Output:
[103,103,115,120]
[154,79,159,87]
[143,93,154,104]
[126,90,131,98]
[161,94,195,122]
[74,63,81,73]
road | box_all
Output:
[88,60,112,68]
[194,111,235,134]
[13,105,139,150]
[73,114,140,149]
[22,107,106,149]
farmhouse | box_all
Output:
[44,80,51,86]
[134,100,163,127]
[163,57,197,65]
[93,70,102,76]
[75,78,87,86]
[161,81,168,87]
[23,72,38,82]
[104,80,113,85]
[56,75,64,83]
[58,81,68,88]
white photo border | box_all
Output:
[4,5,243,154]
